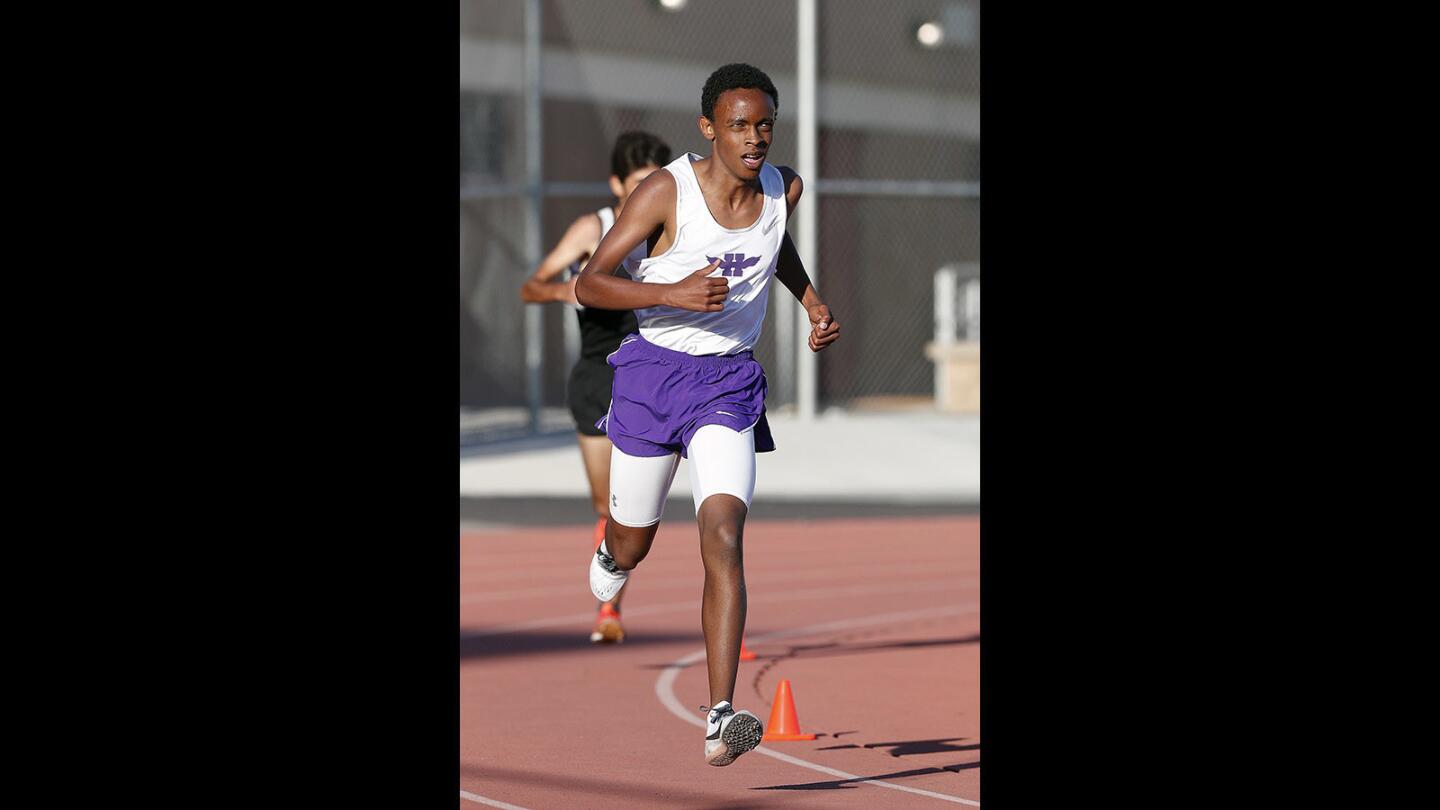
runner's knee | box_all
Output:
[607,521,659,569]
[698,496,746,568]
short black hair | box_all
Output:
[610,131,672,179]
[701,63,779,121]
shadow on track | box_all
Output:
[461,628,704,659]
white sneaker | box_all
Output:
[589,542,628,602]
[702,702,764,767]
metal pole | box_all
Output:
[796,0,819,420]
[934,265,957,405]
[523,0,543,433]
[563,300,580,369]
[963,278,981,342]
[935,265,958,346]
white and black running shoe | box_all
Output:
[702,701,764,767]
[589,541,629,602]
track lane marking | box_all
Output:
[462,579,975,638]
[459,789,531,809]
[461,560,971,603]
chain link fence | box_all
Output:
[461,0,980,435]
[814,0,979,409]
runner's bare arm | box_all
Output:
[519,213,601,305]
[575,171,727,312]
[774,168,839,352]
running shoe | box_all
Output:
[589,541,628,602]
[702,701,764,766]
[589,602,624,644]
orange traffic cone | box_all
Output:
[762,679,817,741]
[739,638,757,661]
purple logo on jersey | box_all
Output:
[708,253,762,277]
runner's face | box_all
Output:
[702,88,775,181]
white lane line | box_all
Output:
[460,789,532,809]
[462,578,976,638]
[459,514,978,542]
[459,521,517,533]
[654,604,981,806]
[461,559,971,604]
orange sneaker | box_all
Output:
[593,516,607,551]
[590,602,624,644]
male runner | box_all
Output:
[519,131,672,643]
[574,64,839,765]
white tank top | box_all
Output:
[598,206,650,275]
[630,153,787,356]
[568,206,647,309]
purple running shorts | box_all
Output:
[596,334,776,459]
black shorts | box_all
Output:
[567,358,615,437]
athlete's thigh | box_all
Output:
[576,433,612,502]
[686,423,757,513]
[609,445,680,528]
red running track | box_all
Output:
[460,514,979,808]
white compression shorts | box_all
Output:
[606,423,757,527]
